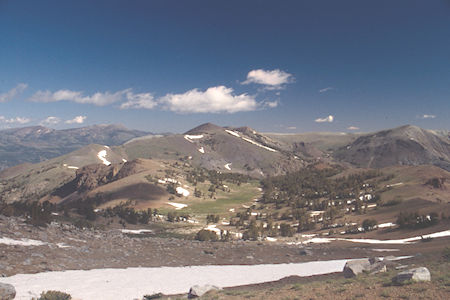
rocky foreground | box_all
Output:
[0,216,372,278]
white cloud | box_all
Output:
[347,126,359,130]
[0,83,28,102]
[420,114,436,119]
[319,87,334,93]
[159,86,261,113]
[65,116,87,124]
[29,89,130,106]
[0,116,31,124]
[40,116,61,125]
[242,69,293,89]
[120,92,157,109]
[264,101,279,108]
[315,115,334,123]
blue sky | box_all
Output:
[1,0,449,133]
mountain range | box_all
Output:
[0,124,151,171]
[0,123,449,206]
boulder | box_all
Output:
[188,284,220,298]
[393,267,431,284]
[343,258,371,277]
[0,282,16,300]
[343,258,388,277]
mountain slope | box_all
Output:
[0,124,151,170]
[119,123,305,177]
[333,125,450,170]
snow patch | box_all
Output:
[266,237,277,242]
[167,202,188,210]
[225,130,240,137]
[377,222,395,228]
[241,137,278,152]
[198,147,205,154]
[0,237,47,247]
[299,229,450,245]
[224,163,232,170]
[2,260,351,300]
[120,229,153,234]
[97,150,111,166]
[176,187,190,197]
[184,134,204,143]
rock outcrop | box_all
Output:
[188,284,220,298]
[0,282,16,300]
[393,267,431,284]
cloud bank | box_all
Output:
[159,86,260,113]
[120,92,157,109]
[242,69,293,89]
[315,115,334,123]
[40,116,61,125]
[0,116,31,124]
[420,114,436,119]
[66,116,87,124]
[29,89,130,106]
[0,83,28,102]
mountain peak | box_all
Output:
[184,123,223,134]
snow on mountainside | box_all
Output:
[0,124,151,170]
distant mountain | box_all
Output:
[333,125,450,171]
[0,124,151,170]
[119,122,306,177]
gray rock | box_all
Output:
[0,282,16,300]
[343,258,388,277]
[393,267,431,283]
[299,248,313,256]
[188,284,220,298]
[343,258,371,277]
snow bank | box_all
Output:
[167,202,188,209]
[120,229,153,234]
[0,237,47,247]
[300,229,450,245]
[241,137,278,152]
[3,260,350,300]
[176,187,190,197]
[184,134,204,143]
[225,130,240,137]
[377,222,395,228]
[97,150,111,166]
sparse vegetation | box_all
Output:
[37,290,72,300]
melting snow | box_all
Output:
[198,147,205,154]
[184,134,204,143]
[0,237,47,247]
[120,229,153,234]
[377,222,396,228]
[224,163,232,170]
[168,202,188,210]
[176,187,190,197]
[225,130,240,137]
[2,260,352,300]
[299,229,450,245]
[97,150,111,166]
[241,137,278,152]
[205,225,222,235]
[371,249,400,252]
